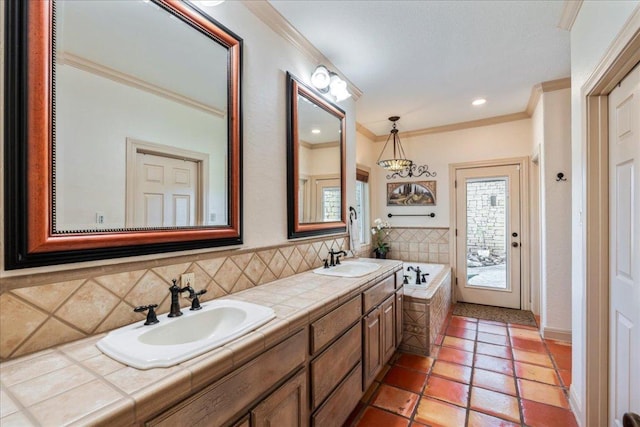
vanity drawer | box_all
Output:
[310,322,361,409]
[363,275,395,313]
[311,363,362,427]
[147,329,306,427]
[310,295,361,354]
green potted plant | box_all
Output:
[371,218,391,259]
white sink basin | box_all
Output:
[97,299,275,369]
[313,260,381,277]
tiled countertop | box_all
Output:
[0,258,402,427]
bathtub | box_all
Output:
[401,262,446,291]
[399,262,452,356]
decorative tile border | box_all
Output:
[0,236,346,361]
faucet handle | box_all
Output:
[336,255,343,265]
[323,259,329,269]
[134,304,159,325]
[189,289,207,311]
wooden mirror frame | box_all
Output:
[4,0,243,269]
[286,72,347,239]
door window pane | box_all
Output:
[322,187,341,221]
[466,178,507,289]
[355,180,370,243]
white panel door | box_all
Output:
[456,165,522,309]
[134,153,197,227]
[609,62,640,426]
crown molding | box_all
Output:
[526,77,571,115]
[558,0,583,31]
[241,0,362,100]
[369,112,529,142]
[356,122,377,141]
[300,140,339,149]
[57,52,226,117]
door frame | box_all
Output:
[449,156,531,311]
[582,10,640,427]
[125,138,210,227]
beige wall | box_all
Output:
[530,98,543,317]
[538,89,572,338]
[570,2,640,424]
[369,119,533,229]
[0,2,356,358]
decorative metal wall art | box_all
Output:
[385,163,437,179]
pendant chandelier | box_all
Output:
[377,116,413,171]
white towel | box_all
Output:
[349,218,362,254]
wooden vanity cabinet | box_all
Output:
[362,273,403,390]
[251,369,307,427]
[363,305,382,389]
[309,295,362,426]
[146,330,307,427]
[395,289,404,347]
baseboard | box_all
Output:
[542,327,572,342]
[569,386,584,427]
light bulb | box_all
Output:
[311,66,331,90]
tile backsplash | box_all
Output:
[0,236,346,361]
[383,227,450,263]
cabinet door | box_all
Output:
[381,295,396,364]
[251,369,307,427]
[363,306,382,390]
[395,289,404,348]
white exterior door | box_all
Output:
[133,152,198,227]
[608,62,640,426]
[456,165,522,309]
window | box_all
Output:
[355,167,370,244]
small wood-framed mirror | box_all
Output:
[286,72,347,239]
[4,0,242,269]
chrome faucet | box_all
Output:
[168,279,190,317]
[407,266,422,285]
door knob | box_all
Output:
[512,242,519,247]
[512,232,518,237]
[623,412,640,427]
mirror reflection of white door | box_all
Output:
[134,153,197,227]
[455,165,522,309]
[608,62,640,426]
[126,138,209,228]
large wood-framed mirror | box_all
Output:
[286,72,346,239]
[4,0,242,269]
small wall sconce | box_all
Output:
[556,172,567,182]
[310,65,351,102]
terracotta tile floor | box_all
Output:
[345,308,577,427]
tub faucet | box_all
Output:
[407,266,422,285]
[168,279,190,317]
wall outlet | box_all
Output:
[180,273,195,297]
[96,212,105,224]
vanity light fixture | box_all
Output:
[376,116,413,172]
[472,98,487,106]
[310,65,351,102]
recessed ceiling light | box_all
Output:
[311,129,321,134]
[472,98,487,106]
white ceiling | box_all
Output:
[269,0,571,136]
[58,0,228,111]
